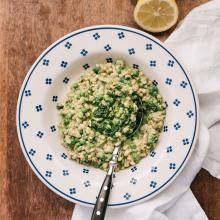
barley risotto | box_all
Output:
[57,60,166,171]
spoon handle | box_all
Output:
[91,172,112,220]
[91,146,120,220]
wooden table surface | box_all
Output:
[1,0,219,219]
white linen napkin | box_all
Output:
[72,1,220,219]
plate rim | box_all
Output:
[16,25,199,208]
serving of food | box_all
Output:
[16,25,198,207]
[57,60,166,171]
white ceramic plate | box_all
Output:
[16,25,199,207]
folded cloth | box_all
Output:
[72,1,220,219]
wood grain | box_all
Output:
[1,0,219,219]
[0,0,8,218]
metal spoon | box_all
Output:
[91,94,144,220]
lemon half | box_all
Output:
[134,0,179,33]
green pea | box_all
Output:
[81,108,89,113]
[91,161,99,168]
[69,138,78,146]
[147,134,158,148]
[93,66,101,74]
[132,152,140,163]
[80,140,86,145]
[129,144,137,149]
[78,112,84,119]
[64,118,70,126]
[89,143,95,148]
[117,69,122,74]
[115,84,122,90]
[149,85,158,97]
[97,152,104,159]
[81,153,89,164]
[100,155,107,162]
[75,142,81,148]
[80,92,86,97]
[73,84,79,90]
[132,70,139,78]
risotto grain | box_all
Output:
[57,60,166,171]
